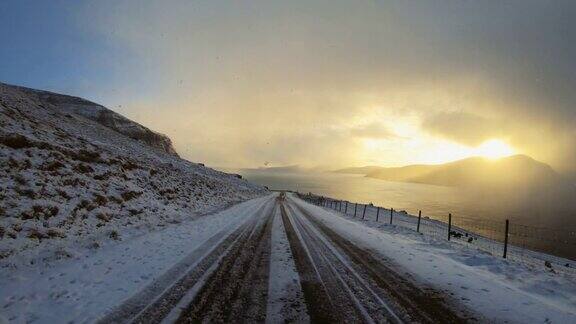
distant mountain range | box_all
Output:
[336,155,562,188]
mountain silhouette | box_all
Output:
[337,155,562,188]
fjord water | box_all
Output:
[239,170,576,260]
[238,171,575,230]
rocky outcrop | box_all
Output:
[7,84,179,156]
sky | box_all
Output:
[2,0,576,171]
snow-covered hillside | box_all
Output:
[11,84,179,156]
[0,82,267,269]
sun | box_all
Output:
[474,139,515,160]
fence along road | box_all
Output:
[303,193,576,276]
[99,192,467,323]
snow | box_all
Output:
[0,195,273,323]
[266,205,309,323]
[3,80,575,322]
[290,194,576,323]
[0,82,267,270]
[317,198,576,275]
[286,204,402,322]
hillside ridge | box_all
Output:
[5,83,178,156]
[0,82,267,268]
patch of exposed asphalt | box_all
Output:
[292,201,472,323]
[176,204,276,323]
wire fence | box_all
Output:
[297,193,576,276]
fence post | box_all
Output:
[417,210,421,233]
[503,219,509,259]
[376,207,380,222]
[354,203,357,217]
[362,204,367,219]
[447,213,452,241]
[345,201,348,214]
[390,208,394,224]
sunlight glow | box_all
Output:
[474,139,515,160]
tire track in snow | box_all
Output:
[98,192,465,323]
[291,197,466,323]
[265,202,309,323]
[280,203,338,323]
[97,196,275,324]
[282,202,403,323]
[175,197,276,323]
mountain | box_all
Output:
[240,165,327,174]
[338,164,436,182]
[338,155,562,188]
[0,82,267,267]
[333,166,383,175]
[241,165,304,173]
[11,84,178,156]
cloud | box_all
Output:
[421,112,504,146]
[84,0,576,171]
[349,122,398,140]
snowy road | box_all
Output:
[98,192,463,323]
[3,192,575,323]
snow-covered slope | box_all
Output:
[0,82,267,268]
[10,84,179,156]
